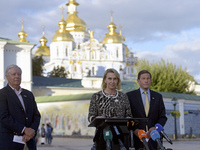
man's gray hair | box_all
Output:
[5,64,22,76]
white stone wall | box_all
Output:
[0,39,34,91]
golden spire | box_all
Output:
[34,25,50,56]
[52,7,74,42]
[65,0,87,32]
[42,25,45,33]
[40,25,48,46]
[61,6,64,20]
[18,20,28,43]
[119,25,125,41]
[107,10,117,35]
[110,10,114,23]
[58,7,67,33]
[119,25,122,35]
[102,10,123,44]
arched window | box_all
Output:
[116,47,119,58]
[78,43,80,49]
[105,54,108,60]
[90,50,95,60]
[65,46,68,56]
[92,66,95,75]
[57,46,59,56]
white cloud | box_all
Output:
[136,37,200,82]
[1,0,200,82]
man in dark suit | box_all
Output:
[126,70,167,150]
[0,64,41,150]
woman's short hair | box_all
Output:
[101,68,121,90]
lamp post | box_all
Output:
[172,97,178,140]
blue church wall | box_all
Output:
[184,113,200,134]
[163,100,200,136]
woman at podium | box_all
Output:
[88,68,132,150]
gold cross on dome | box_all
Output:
[20,19,24,30]
[42,25,45,35]
[110,10,114,16]
[61,7,65,18]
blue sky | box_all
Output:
[1,0,200,83]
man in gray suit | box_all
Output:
[0,64,41,150]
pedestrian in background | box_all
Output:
[41,124,46,144]
[46,123,53,144]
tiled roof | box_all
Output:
[36,93,93,103]
[0,37,35,45]
[121,81,138,93]
[33,76,200,103]
[158,91,200,101]
[33,76,83,88]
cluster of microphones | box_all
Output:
[102,123,172,150]
[104,125,127,150]
[138,123,173,150]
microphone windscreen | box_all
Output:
[155,123,164,132]
[138,130,147,140]
[150,130,160,141]
[104,130,113,141]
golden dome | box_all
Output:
[66,14,87,32]
[65,0,87,32]
[18,20,28,43]
[52,16,74,42]
[103,13,123,44]
[35,26,50,56]
[35,45,50,56]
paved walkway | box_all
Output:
[37,136,200,150]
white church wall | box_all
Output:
[0,41,6,88]
[0,40,34,91]
[70,32,89,44]
[4,45,18,87]
[81,77,102,88]
[104,43,124,61]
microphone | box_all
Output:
[113,126,127,150]
[155,123,173,144]
[138,130,150,150]
[129,130,135,150]
[104,130,113,150]
[150,130,165,150]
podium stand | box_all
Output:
[88,118,146,150]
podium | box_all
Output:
[88,118,147,150]
[88,117,144,128]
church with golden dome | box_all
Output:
[34,0,137,80]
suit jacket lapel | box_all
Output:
[21,91,28,111]
[136,89,146,117]
[6,85,26,112]
[149,90,156,116]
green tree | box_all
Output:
[32,56,45,76]
[49,65,67,78]
[136,59,196,94]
